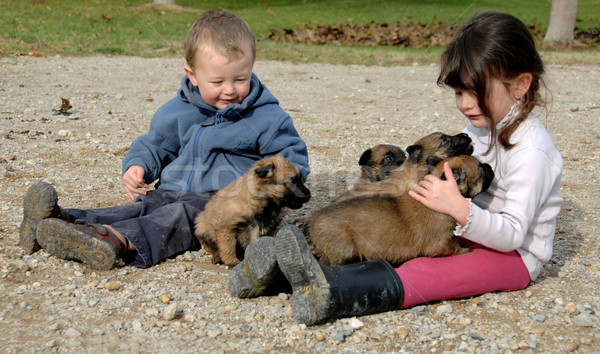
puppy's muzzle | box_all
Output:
[450,132,474,156]
[283,182,311,209]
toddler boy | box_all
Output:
[20,8,310,270]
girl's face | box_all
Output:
[185,45,253,110]
[454,76,518,129]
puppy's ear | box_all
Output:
[406,144,423,163]
[452,169,466,184]
[441,168,465,183]
[358,149,372,166]
[254,164,274,178]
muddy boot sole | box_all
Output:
[36,219,117,270]
[19,182,58,254]
[274,224,332,325]
[228,236,290,298]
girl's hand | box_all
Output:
[122,165,150,201]
[408,162,470,226]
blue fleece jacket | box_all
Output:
[122,74,310,193]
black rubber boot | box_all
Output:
[228,236,291,298]
[274,224,404,325]
[36,218,128,270]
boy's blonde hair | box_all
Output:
[185,8,256,69]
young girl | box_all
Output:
[228,11,563,325]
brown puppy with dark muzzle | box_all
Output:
[194,155,311,266]
[333,132,474,203]
[307,155,494,266]
[354,144,407,186]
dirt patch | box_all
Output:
[0,56,598,352]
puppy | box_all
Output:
[194,155,310,266]
[307,155,494,266]
[354,144,406,186]
[333,132,473,203]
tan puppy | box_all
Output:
[194,155,310,266]
[307,155,494,266]
[333,132,473,203]
[354,144,406,186]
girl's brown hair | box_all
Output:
[437,11,545,154]
[185,8,256,69]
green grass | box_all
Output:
[0,0,598,65]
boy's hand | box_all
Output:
[122,165,150,201]
[408,162,470,226]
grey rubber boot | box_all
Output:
[274,224,404,325]
[36,218,126,270]
[228,236,291,298]
[19,182,59,254]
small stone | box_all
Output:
[572,313,594,327]
[160,294,171,304]
[145,308,159,317]
[163,302,178,321]
[239,324,252,332]
[529,340,537,350]
[314,331,325,341]
[530,325,545,334]
[104,281,120,291]
[397,327,409,339]
[369,332,381,340]
[436,304,453,315]
[44,339,56,348]
[224,304,236,311]
[65,327,81,337]
[87,281,99,288]
[458,317,472,325]
[348,317,364,329]
[563,342,579,352]
[334,332,346,343]
[412,305,427,313]
[207,329,220,338]
[57,129,73,137]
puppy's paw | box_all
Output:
[458,247,472,255]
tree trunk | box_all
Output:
[543,0,578,47]
[154,0,176,3]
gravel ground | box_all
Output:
[0,55,599,353]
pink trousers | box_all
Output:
[396,237,531,308]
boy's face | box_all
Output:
[185,46,254,110]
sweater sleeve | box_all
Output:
[457,145,560,252]
[258,112,310,181]
[122,107,181,182]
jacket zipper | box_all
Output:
[186,115,218,192]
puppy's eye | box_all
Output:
[382,155,393,164]
[441,137,450,146]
